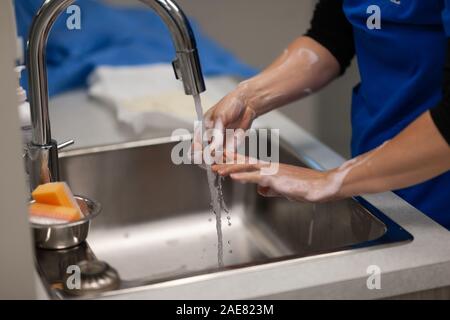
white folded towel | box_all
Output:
[88,64,216,133]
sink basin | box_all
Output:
[36,133,412,298]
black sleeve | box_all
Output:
[430,41,450,146]
[304,0,355,75]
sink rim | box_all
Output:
[58,134,192,159]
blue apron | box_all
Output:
[343,0,450,228]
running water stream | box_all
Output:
[193,94,226,267]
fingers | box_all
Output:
[213,163,262,176]
[204,90,254,132]
[208,119,225,153]
[224,129,246,154]
[212,151,272,175]
[237,106,257,130]
[191,141,204,164]
[213,152,262,174]
[204,98,229,131]
[203,107,216,130]
[190,114,224,165]
[222,151,262,164]
[215,163,283,199]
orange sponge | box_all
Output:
[29,203,82,222]
[30,182,83,222]
[32,182,79,208]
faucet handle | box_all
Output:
[172,58,182,80]
[57,139,75,150]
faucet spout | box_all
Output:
[26,0,206,189]
[139,0,206,96]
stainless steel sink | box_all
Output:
[35,133,412,298]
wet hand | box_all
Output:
[190,84,257,164]
[204,83,257,133]
[212,154,343,203]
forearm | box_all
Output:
[238,36,341,117]
[335,111,450,198]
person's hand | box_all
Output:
[204,82,258,133]
[191,84,258,164]
[212,154,344,203]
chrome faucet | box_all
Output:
[26,0,206,190]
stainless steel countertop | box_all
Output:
[43,77,450,300]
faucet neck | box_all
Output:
[26,0,205,189]
[27,0,75,146]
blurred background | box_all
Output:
[107,0,360,157]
